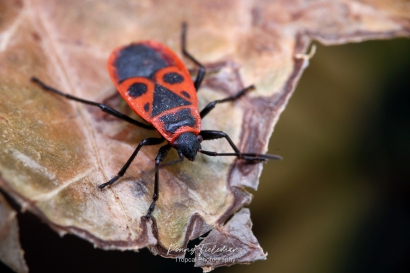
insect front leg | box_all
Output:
[98,137,165,190]
[145,144,175,219]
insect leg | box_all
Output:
[181,22,205,91]
[200,85,255,119]
[199,130,282,161]
[31,77,155,130]
[98,137,165,190]
[146,144,178,219]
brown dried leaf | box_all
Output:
[0,0,409,270]
[195,209,266,272]
[0,193,28,273]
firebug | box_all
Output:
[31,23,281,218]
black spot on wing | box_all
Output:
[181,91,190,98]
[163,72,184,84]
[144,102,150,112]
[159,109,196,133]
[115,44,170,82]
[127,83,147,98]
[152,84,191,117]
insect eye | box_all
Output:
[197,135,203,143]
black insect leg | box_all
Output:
[146,144,181,219]
[181,22,205,91]
[200,85,255,119]
[199,130,282,161]
[31,77,155,129]
[98,137,165,189]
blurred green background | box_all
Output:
[1,38,409,273]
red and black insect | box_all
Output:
[31,23,281,219]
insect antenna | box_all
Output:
[199,150,282,162]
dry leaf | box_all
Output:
[0,0,409,271]
[0,193,28,273]
[195,208,266,272]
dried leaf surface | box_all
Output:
[195,208,266,272]
[0,0,409,270]
[0,193,28,273]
